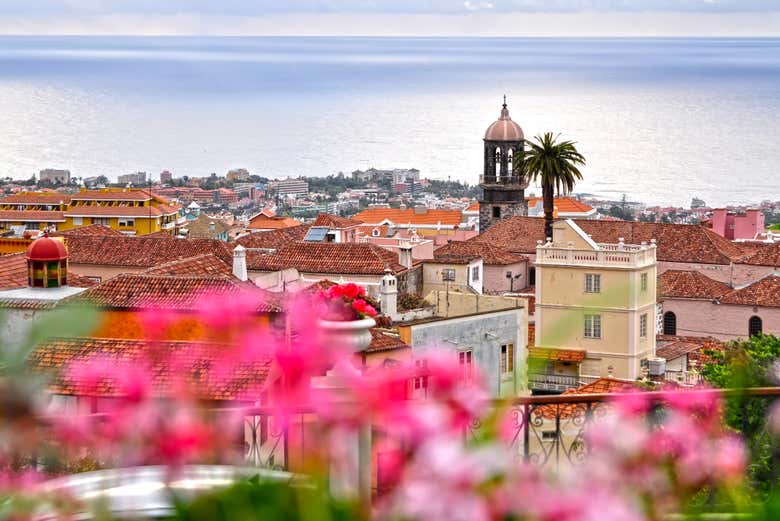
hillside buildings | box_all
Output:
[117,172,148,186]
[38,169,71,185]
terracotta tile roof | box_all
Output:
[528,197,595,215]
[720,275,780,308]
[66,235,232,268]
[740,243,780,267]
[67,273,279,312]
[352,208,463,227]
[473,217,745,265]
[54,224,123,237]
[236,225,311,250]
[425,256,476,265]
[658,270,732,300]
[29,337,273,401]
[465,202,479,212]
[528,346,586,363]
[0,298,59,310]
[0,252,96,290]
[528,324,535,346]
[64,204,180,217]
[656,335,725,367]
[534,377,638,420]
[312,213,363,228]
[142,254,233,277]
[656,340,705,361]
[433,241,527,266]
[246,242,407,275]
[184,215,231,239]
[0,210,66,222]
[247,212,302,230]
[355,225,391,238]
[0,193,72,204]
[364,328,410,353]
[70,189,155,202]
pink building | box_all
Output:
[430,240,529,294]
[659,270,780,341]
[708,208,765,240]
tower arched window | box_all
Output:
[663,311,677,336]
[749,316,763,337]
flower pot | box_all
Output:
[317,317,376,355]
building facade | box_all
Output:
[534,220,658,383]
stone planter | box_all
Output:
[317,317,376,356]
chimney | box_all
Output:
[398,242,413,269]
[379,268,398,320]
[209,221,216,232]
[232,244,248,282]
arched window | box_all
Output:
[749,316,763,337]
[663,311,677,336]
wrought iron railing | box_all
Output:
[479,175,528,187]
[528,373,579,392]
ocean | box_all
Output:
[0,36,778,206]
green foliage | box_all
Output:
[397,293,432,312]
[170,476,362,521]
[702,335,780,492]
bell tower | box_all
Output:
[479,97,528,232]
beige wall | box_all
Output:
[661,299,780,341]
[424,291,527,319]
[423,262,470,295]
[68,263,145,281]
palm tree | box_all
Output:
[516,132,586,241]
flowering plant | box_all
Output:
[318,283,378,321]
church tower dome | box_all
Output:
[478,97,529,232]
[26,236,68,288]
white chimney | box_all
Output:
[398,242,413,269]
[379,268,398,320]
[232,244,248,282]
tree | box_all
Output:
[516,133,586,240]
[95,175,109,186]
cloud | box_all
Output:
[0,0,778,15]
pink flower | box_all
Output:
[342,283,361,300]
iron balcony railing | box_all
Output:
[479,175,529,187]
[528,373,579,392]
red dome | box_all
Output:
[26,237,68,261]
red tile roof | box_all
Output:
[312,213,363,228]
[0,252,96,290]
[534,377,638,419]
[528,347,586,363]
[656,340,707,361]
[66,235,232,268]
[527,197,595,215]
[64,204,180,217]
[246,242,407,275]
[0,210,66,222]
[54,224,123,237]
[473,217,745,265]
[70,189,155,202]
[67,273,279,312]
[658,270,732,300]
[720,275,780,308]
[433,241,528,266]
[656,335,725,367]
[247,212,302,230]
[236,225,311,250]
[0,193,71,204]
[30,337,273,401]
[143,254,232,277]
[740,243,780,267]
[352,208,463,227]
[365,329,410,353]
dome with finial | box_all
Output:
[484,96,524,142]
[26,236,67,262]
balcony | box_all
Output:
[479,175,529,189]
[528,373,579,393]
[535,240,657,269]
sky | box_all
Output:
[0,0,778,36]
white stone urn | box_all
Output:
[317,317,376,356]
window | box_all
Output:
[749,316,763,337]
[442,268,456,282]
[25,222,40,230]
[641,273,648,292]
[663,311,677,336]
[585,273,601,293]
[471,266,480,282]
[413,359,428,390]
[529,267,536,286]
[640,313,648,338]
[500,344,514,374]
[118,218,135,227]
[92,217,110,226]
[584,314,602,339]
[72,217,83,225]
[492,206,501,218]
[458,350,473,381]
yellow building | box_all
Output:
[534,220,657,388]
[0,189,184,236]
